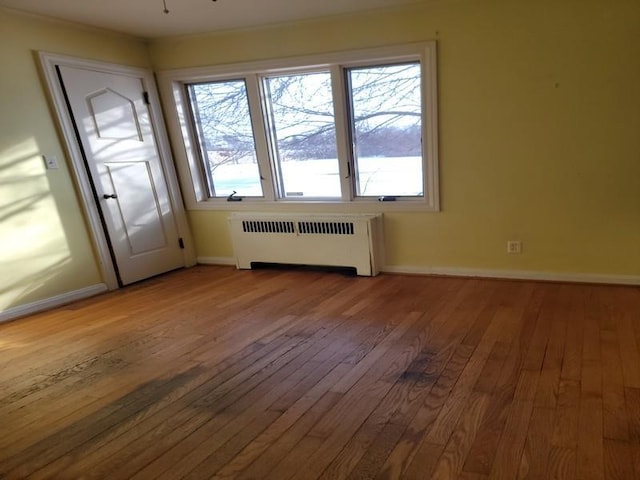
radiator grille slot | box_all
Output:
[242,220,295,234]
[298,221,354,235]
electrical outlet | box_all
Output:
[43,155,59,170]
[507,241,522,254]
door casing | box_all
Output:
[39,52,196,290]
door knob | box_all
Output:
[103,194,118,199]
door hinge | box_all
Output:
[143,91,150,105]
[178,237,185,249]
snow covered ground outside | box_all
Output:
[210,156,423,198]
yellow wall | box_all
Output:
[151,0,640,277]
[2,0,639,317]
[0,8,150,311]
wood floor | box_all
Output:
[1,266,640,479]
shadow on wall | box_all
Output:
[0,137,85,312]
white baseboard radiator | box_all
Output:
[228,213,384,276]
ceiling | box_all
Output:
[0,0,427,39]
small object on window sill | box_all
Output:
[227,191,243,202]
[378,196,397,202]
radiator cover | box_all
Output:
[228,213,384,276]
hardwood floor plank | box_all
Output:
[429,392,491,480]
[26,326,298,476]
[235,391,344,479]
[551,379,580,449]
[462,391,512,476]
[319,282,498,479]
[576,396,604,478]
[425,300,526,446]
[613,290,640,389]
[632,445,640,480]
[533,296,567,408]
[517,406,554,480]
[221,281,436,480]
[472,341,511,394]
[181,409,284,480]
[379,282,526,479]
[320,366,432,479]
[560,288,584,383]
[5,362,206,478]
[231,278,450,480]
[264,312,431,479]
[398,441,444,480]
[214,365,352,479]
[209,307,389,479]
[26,335,296,478]
[329,278,471,397]
[92,319,355,479]
[1,266,638,479]
[601,329,630,441]
[604,439,636,480]
[626,387,640,443]
[462,285,544,475]
[142,334,369,478]
[487,369,539,480]
[458,473,489,480]
[327,344,468,479]
[546,446,576,480]
[576,292,605,480]
[376,340,475,479]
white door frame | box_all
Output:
[38,52,196,290]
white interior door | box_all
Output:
[58,65,185,285]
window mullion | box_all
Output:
[422,46,440,210]
[245,74,276,202]
[259,76,286,199]
[331,65,353,201]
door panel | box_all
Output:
[89,88,143,141]
[105,161,167,255]
[59,65,184,285]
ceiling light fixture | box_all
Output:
[163,0,218,14]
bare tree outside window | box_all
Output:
[348,62,423,196]
[263,72,341,198]
[186,61,424,199]
[188,80,263,197]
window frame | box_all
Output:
[342,60,425,200]
[157,42,439,212]
[260,68,344,202]
[186,78,265,199]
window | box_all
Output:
[263,72,341,199]
[187,80,263,197]
[164,43,438,210]
[346,62,423,197]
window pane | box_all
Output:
[348,63,423,197]
[264,72,341,199]
[187,80,263,197]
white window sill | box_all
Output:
[187,198,439,213]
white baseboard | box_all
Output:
[197,256,236,266]
[0,283,108,324]
[196,257,640,286]
[381,265,640,286]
